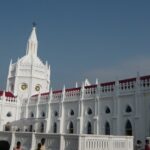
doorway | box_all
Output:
[0,141,10,150]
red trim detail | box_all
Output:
[119,78,136,83]
[53,90,62,94]
[140,75,150,80]
[66,87,81,92]
[41,92,50,96]
[0,91,15,98]
[101,82,115,86]
[31,94,38,97]
[85,85,97,88]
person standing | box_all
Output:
[13,141,23,150]
[36,143,41,150]
[41,138,46,150]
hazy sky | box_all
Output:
[0,0,150,90]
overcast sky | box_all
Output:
[0,0,150,90]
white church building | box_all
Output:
[0,25,149,149]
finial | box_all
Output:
[63,85,66,92]
[95,78,99,85]
[32,22,36,28]
[75,82,78,88]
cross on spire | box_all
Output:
[26,24,38,56]
[32,22,36,28]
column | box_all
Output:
[115,79,121,135]
[58,86,65,133]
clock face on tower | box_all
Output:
[21,83,28,91]
[35,84,41,92]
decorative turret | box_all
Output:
[26,24,38,57]
[6,24,50,100]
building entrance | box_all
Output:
[0,141,10,150]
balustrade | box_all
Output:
[52,91,62,101]
[65,88,81,101]
[0,131,133,150]
[84,85,97,99]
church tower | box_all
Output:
[6,25,50,99]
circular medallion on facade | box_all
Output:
[21,83,28,91]
[35,85,41,91]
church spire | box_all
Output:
[26,23,38,56]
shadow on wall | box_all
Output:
[0,140,10,150]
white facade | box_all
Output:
[0,26,149,148]
[17,76,150,145]
[0,91,19,131]
[6,26,50,100]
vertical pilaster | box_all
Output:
[10,132,15,150]
[58,86,65,134]
[77,99,81,134]
[30,133,36,150]
[25,101,29,119]
[45,89,52,133]
[59,135,64,150]
[35,94,40,118]
[115,79,121,135]
[79,83,85,134]
[98,83,103,134]
[16,97,20,120]
[135,72,140,117]
[94,83,99,134]
[134,72,144,141]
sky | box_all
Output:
[0,0,150,90]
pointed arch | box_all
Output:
[68,121,74,134]
[70,109,74,116]
[54,111,58,117]
[41,122,44,133]
[87,108,92,115]
[53,122,57,133]
[30,112,34,118]
[125,120,132,136]
[29,125,33,132]
[6,112,12,117]
[105,106,111,114]
[0,141,10,150]
[105,121,110,135]
[126,105,132,113]
[87,121,92,134]
[41,111,45,118]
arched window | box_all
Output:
[105,122,110,135]
[54,111,58,117]
[30,112,34,118]
[6,112,12,117]
[105,107,111,114]
[41,111,45,118]
[125,120,132,136]
[41,123,44,133]
[29,125,33,132]
[87,108,92,115]
[70,109,74,116]
[5,122,11,131]
[126,105,132,113]
[69,121,74,134]
[87,122,92,134]
[53,122,57,133]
